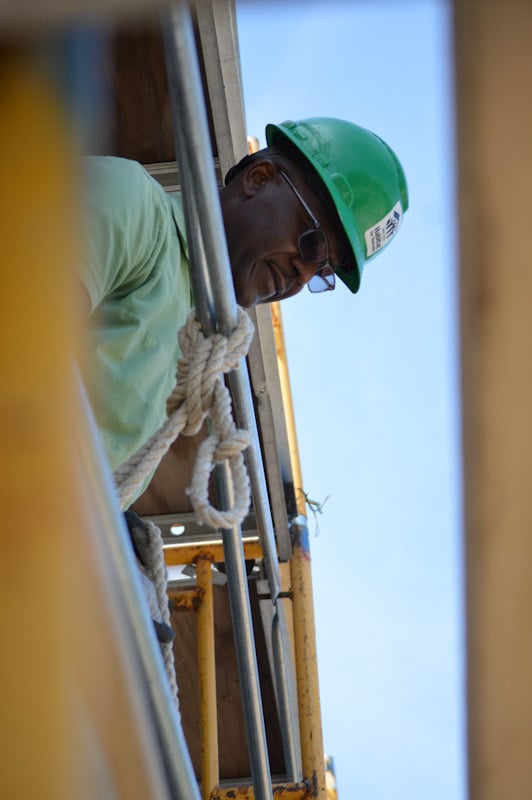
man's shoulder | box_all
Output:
[84,156,156,191]
[83,155,172,231]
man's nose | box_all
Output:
[291,255,317,285]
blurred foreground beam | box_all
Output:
[455,1,532,797]
[0,43,180,800]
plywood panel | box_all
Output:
[171,582,285,781]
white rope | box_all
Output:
[186,378,252,528]
[141,519,180,710]
[113,308,255,704]
[114,307,255,526]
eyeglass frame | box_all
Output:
[278,170,336,293]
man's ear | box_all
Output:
[241,159,278,197]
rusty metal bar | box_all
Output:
[164,539,263,567]
[168,587,204,611]
[209,781,310,800]
[197,555,219,799]
[289,522,324,798]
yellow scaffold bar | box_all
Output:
[164,539,263,566]
[210,781,310,799]
[271,303,327,799]
[197,554,219,800]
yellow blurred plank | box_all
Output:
[0,47,172,799]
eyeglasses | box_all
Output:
[279,170,336,293]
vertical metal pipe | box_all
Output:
[220,517,272,797]
[271,606,300,780]
[163,5,236,335]
[191,11,299,772]
[162,6,272,799]
[224,374,301,782]
[227,371,282,599]
[196,555,219,799]
[217,462,273,800]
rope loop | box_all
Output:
[186,331,253,529]
[112,308,255,711]
[114,307,254,515]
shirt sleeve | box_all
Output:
[80,156,173,312]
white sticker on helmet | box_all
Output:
[365,202,403,257]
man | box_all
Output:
[81,117,408,498]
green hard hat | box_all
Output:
[265,117,409,293]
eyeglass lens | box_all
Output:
[298,229,328,263]
[308,267,335,293]
[279,170,337,294]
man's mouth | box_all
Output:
[251,259,298,304]
[266,260,292,299]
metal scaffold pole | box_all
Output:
[162,4,273,798]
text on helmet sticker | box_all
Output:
[364,202,403,257]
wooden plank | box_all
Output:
[455,1,532,797]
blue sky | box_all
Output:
[236,2,466,798]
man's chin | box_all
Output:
[235,294,258,309]
[234,279,265,308]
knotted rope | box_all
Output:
[114,307,254,523]
[113,308,254,703]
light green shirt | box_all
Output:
[80,157,192,490]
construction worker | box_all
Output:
[81,117,408,499]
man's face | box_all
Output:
[220,157,346,308]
